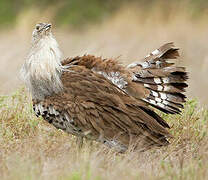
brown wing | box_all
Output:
[62,55,150,105]
[33,65,171,152]
[62,44,188,115]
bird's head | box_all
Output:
[32,22,52,42]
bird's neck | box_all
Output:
[21,35,64,100]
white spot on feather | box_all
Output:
[38,104,44,114]
[157,102,165,108]
[141,62,149,68]
[64,113,73,123]
[162,77,169,83]
[34,105,39,114]
[149,99,156,105]
[156,61,163,68]
[152,49,160,55]
[160,93,167,99]
[49,106,54,114]
[164,86,171,91]
[157,85,163,91]
[127,62,138,68]
[154,78,162,84]
[163,100,169,105]
[155,97,162,102]
[144,84,150,88]
[132,75,138,81]
[152,91,159,97]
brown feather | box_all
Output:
[33,64,171,152]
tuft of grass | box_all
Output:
[0,89,208,179]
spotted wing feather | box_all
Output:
[128,42,188,114]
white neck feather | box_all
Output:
[21,34,64,100]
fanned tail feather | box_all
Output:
[128,42,188,114]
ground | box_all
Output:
[0,88,207,180]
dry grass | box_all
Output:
[0,88,208,180]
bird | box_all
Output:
[20,22,188,152]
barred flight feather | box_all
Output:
[128,42,188,114]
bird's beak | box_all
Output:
[43,24,52,31]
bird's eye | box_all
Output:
[36,26,40,30]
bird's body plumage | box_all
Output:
[21,23,188,152]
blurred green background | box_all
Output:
[1,0,208,28]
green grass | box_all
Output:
[0,88,208,179]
